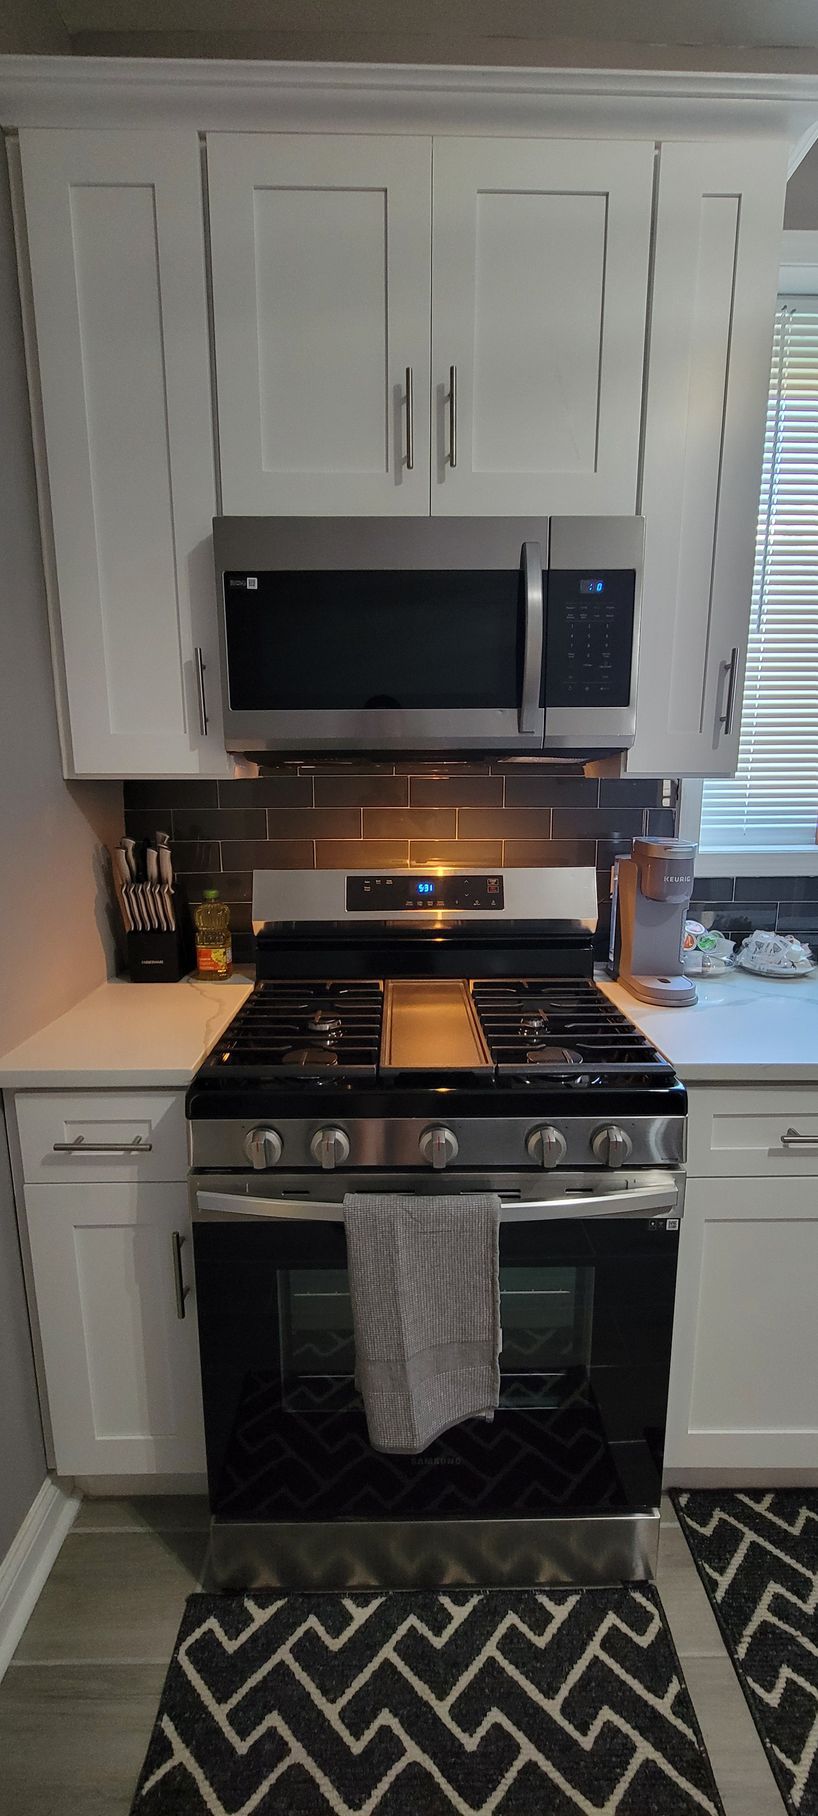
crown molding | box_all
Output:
[1,54,818,159]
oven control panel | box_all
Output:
[346,874,505,912]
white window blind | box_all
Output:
[701,299,818,853]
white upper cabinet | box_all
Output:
[19,129,228,779]
[208,134,432,516]
[430,138,654,516]
[628,139,789,778]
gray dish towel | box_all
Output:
[343,1193,502,1454]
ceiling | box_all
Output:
[11,0,818,68]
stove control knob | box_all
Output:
[419,1126,459,1171]
[591,1124,633,1167]
[526,1125,567,1169]
[244,1126,283,1170]
[310,1126,351,1171]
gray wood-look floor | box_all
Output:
[0,1494,789,1815]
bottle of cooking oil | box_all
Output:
[194,889,232,979]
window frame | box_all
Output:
[683,230,818,878]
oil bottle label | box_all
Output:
[196,942,232,977]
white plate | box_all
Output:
[736,957,817,979]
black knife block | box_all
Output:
[126,928,193,983]
[125,886,195,983]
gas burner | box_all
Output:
[307,1012,342,1035]
[282,1047,340,1068]
[524,1045,584,1067]
[520,1013,549,1038]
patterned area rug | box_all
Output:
[130,1586,723,1814]
[673,1489,818,1816]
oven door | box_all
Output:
[190,1169,682,1587]
[215,522,545,753]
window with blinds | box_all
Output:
[701,300,818,853]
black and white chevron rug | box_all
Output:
[674,1489,818,1816]
[130,1586,723,1814]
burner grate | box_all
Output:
[470,979,674,1078]
[206,980,383,1077]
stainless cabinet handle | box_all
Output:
[780,1127,818,1148]
[718,646,739,737]
[53,1136,153,1154]
[194,646,209,738]
[448,363,457,468]
[404,365,414,471]
[171,1230,189,1320]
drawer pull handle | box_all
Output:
[780,1127,818,1149]
[171,1230,189,1320]
[52,1136,153,1155]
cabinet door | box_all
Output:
[208,135,432,515]
[628,139,788,777]
[431,138,653,516]
[19,130,228,778]
[665,1176,818,1477]
[25,1182,205,1476]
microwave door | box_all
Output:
[219,541,546,754]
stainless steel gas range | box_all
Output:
[187,867,686,1591]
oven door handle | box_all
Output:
[194,1182,680,1224]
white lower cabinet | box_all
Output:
[665,1174,818,1476]
[25,1181,205,1476]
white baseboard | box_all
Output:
[0,1477,80,1681]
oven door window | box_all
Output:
[281,1263,594,1414]
[194,1217,677,1523]
[223,569,524,711]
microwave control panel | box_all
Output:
[544,569,635,708]
[346,875,505,912]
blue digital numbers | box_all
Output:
[416,881,434,895]
[580,579,605,594]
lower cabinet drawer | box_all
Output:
[15,1090,187,1183]
[687,1085,818,1177]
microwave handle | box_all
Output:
[195,1181,679,1224]
[519,541,544,735]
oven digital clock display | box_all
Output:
[346,875,505,911]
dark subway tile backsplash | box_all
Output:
[363,807,458,839]
[409,774,503,807]
[502,839,597,868]
[551,807,644,841]
[501,775,598,808]
[172,808,267,842]
[314,775,408,807]
[123,766,681,953]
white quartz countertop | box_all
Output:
[600,966,818,1081]
[1,962,817,1091]
[0,972,254,1089]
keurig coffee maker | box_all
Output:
[608,837,698,1006]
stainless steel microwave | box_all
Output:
[213,516,644,755]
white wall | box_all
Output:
[0,138,123,1557]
